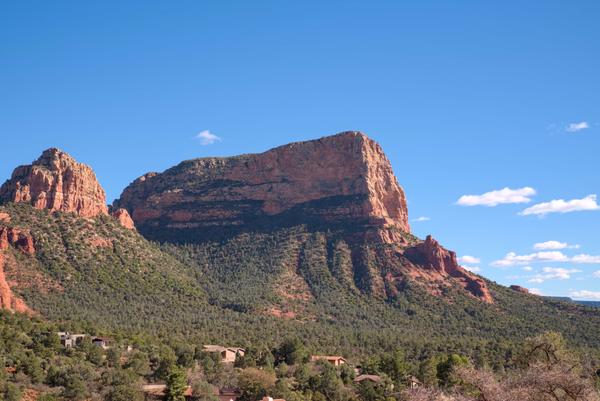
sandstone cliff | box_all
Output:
[111,208,136,230]
[116,131,492,303]
[0,148,108,218]
[0,214,35,313]
[404,236,493,303]
[116,132,409,243]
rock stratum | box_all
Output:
[116,131,492,302]
[116,132,410,243]
[0,148,108,218]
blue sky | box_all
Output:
[1,1,599,299]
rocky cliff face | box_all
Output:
[116,132,410,243]
[111,208,136,230]
[404,236,493,303]
[510,285,530,294]
[0,148,108,218]
[117,131,492,303]
[0,213,35,313]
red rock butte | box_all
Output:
[116,131,410,242]
[0,148,108,218]
[116,131,493,303]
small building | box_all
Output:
[407,376,421,389]
[57,332,86,348]
[91,336,110,349]
[311,355,347,367]
[203,345,245,363]
[218,388,241,401]
[354,374,382,384]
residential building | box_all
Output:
[202,345,245,363]
[311,355,347,367]
[57,332,86,348]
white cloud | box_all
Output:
[458,255,481,264]
[522,266,534,272]
[542,267,581,279]
[463,266,481,273]
[566,121,589,133]
[533,241,579,250]
[529,288,543,296]
[520,194,600,216]
[195,130,222,145]
[571,254,600,264]
[528,267,582,283]
[492,251,569,267]
[570,290,600,300]
[412,216,431,222]
[457,187,536,207]
[493,250,600,267]
[593,271,600,278]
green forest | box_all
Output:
[2,203,600,400]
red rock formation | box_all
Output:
[0,212,10,223]
[0,148,108,218]
[111,208,135,230]
[116,131,492,303]
[404,236,493,303]
[0,226,35,255]
[0,222,35,312]
[510,285,530,294]
[116,132,409,243]
[0,253,31,313]
[404,236,462,276]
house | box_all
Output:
[217,388,241,401]
[354,374,382,384]
[311,355,347,367]
[202,345,246,363]
[407,376,422,389]
[91,336,110,349]
[57,332,86,348]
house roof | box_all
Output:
[203,345,245,353]
[311,355,347,362]
[354,374,382,383]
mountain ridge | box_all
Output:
[1,132,600,359]
[115,131,491,302]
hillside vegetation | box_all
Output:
[2,203,600,370]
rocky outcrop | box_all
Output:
[0,226,35,255]
[510,285,530,294]
[0,253,30,313]
[111,208,135,230]
[0,216,34,313]
[0,148,108,218]
[404,236,493,303]
[116,131,492,303]
[116,132,409,243]
[404,236,462,276]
